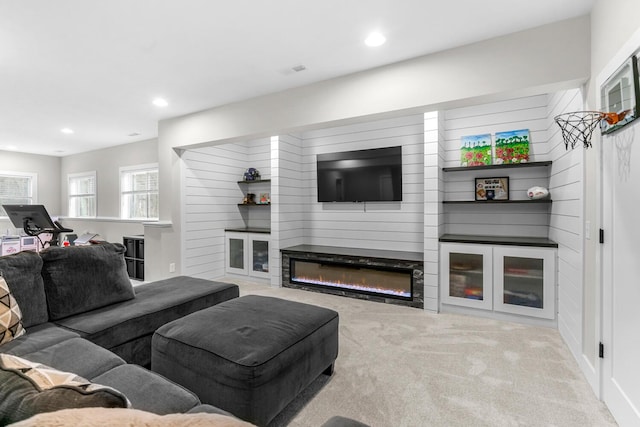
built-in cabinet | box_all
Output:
[123,235,144,281]
[440,242,556,320]
[225,231,270,279]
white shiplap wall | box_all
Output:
[547,88,584,360]
[300,115,425,253]
[424,111,444,312]
[443,95,552,238]
[270,134,304,286]
[181,138,271,280]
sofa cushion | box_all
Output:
[0,323,79,357]
[0,251,48,327]
[91,364,200,415]
[0,276,26,344]
[40,242,135,320]
[53,276,239,366]
[0,353,130,425]
[21,337,125,380]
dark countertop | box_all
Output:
[280,244,424,262]
[225,228,271,234]
[439,234,558,248]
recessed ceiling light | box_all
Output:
[291,65,307,72]
[60,128,74,134]
[4,145,18,151]
[152,98,169,107]
[365,32,386,47]
[128,132,141,137]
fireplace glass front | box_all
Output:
[290,259,413,300]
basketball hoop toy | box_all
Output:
[554,111,627,149]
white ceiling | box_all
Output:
[0,0,595,157]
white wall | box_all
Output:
[60,139,158,218]
[547,88,585,362]
[586,1,640,422]
[300,115,425,253]
[423,111,445,312]
[155,16,590,284]
[58,139,158,244]
[160,17,590,151]
[181,138,270,280]
[270,134,305,286]
[0,150,61,234]
[585,0,640,386]
[442,95,552,238]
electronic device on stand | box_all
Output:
[2,204,73,248]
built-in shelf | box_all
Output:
[237,203,270,207]
[225,227,271,234]
[442,160,552,172]
[443,199,552,204]
[237,179,271,184]
[439,233,558,248]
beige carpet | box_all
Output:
[225,278,617,427]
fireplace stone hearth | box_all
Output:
[281,245,424,309]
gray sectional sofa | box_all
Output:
[0,242,364,427]
[0,243,241,424]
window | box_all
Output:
[0,171,37,216]
[120,164,158,220]
[68,172,96,218]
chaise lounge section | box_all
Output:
[0,244,241,423]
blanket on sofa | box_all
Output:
[9,407,255,427]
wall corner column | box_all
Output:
[423,111,444,312]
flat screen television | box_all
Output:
[316,146,402,202]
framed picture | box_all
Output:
[600,55,640,134]
[460,134,492,167]
[258,192,270,204]
[494,129,530,164]
[475,177,509,201]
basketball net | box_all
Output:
[554,111,624,149]
[614,127,634,182]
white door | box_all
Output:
[602,125,640,425]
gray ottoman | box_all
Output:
[151,295,339,426]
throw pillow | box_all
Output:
[0,353,130,425]
[0,250,48,328]
[40,242,135,320]
[0,275,26,344]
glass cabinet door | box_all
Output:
[440,243,493,310]
[250,236,270,278]
[229,238,245,269]
[493,246,556,319]
[225,232,248,275]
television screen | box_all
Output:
[316,146,402,202]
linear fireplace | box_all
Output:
[290,259,413,300]
[281,244,424,309]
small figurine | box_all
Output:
[242,193,256,204]
[243,168,260,181]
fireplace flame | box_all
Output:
[292,274,411,298]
